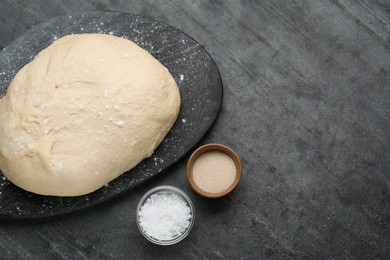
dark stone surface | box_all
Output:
[0,0,389,259]
[0,11,222,218]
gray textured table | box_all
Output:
[0,0,389,259]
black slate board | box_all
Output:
[0,11,222,218]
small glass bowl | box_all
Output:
[135,185,195,245]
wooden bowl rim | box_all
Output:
[186,143,242,198]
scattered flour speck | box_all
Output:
[113,120,125,127]
[53,162,63,170]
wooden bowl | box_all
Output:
[186,144,242,198]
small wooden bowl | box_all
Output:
[186,143,242,198]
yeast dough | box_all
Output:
[0,34,180,196]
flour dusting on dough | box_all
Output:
[0,34,180,196]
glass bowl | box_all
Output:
[135,185,195,245]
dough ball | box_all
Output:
[0,34,180,196]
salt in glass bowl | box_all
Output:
[135,185,195,245]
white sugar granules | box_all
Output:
[138,192,192,241]
[192,151,236,194]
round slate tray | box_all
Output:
[0,11,222,218]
